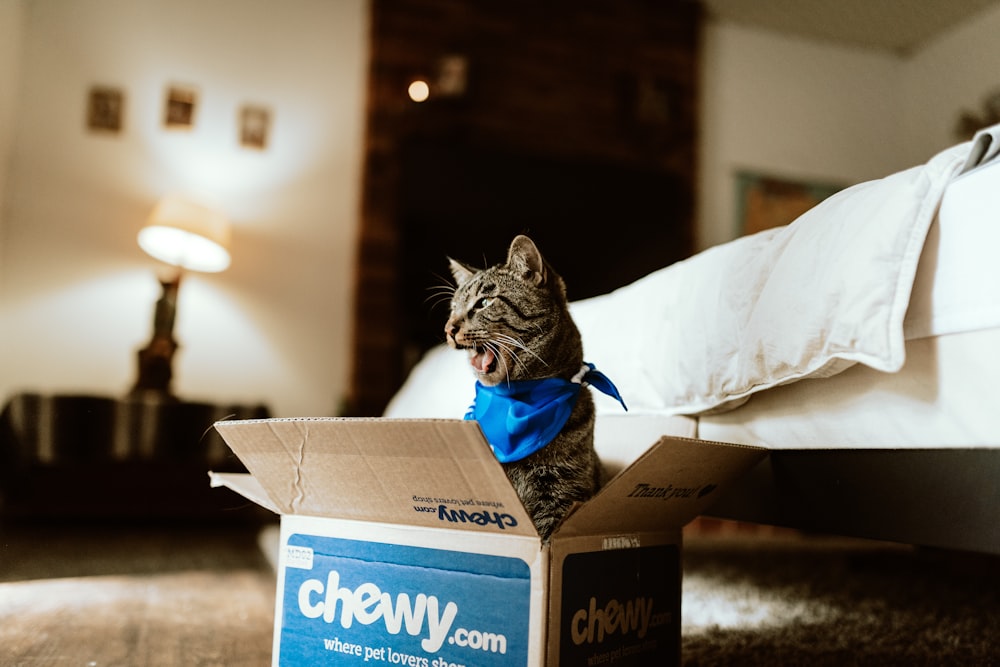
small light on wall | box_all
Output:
[408,80,430,103]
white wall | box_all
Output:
[0,0,369,416]
[697,4,1000,251]
[0,0,26,236]
[901,2,1000,166]
[697,23,904,250]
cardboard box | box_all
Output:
[211,416,765,666]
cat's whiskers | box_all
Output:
[489,339,519,373]
[427,294,456,311]
[495,333,547,368]
[482,339,515,384]
[490,337,540,385]
[424,283,457,309]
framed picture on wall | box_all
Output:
[164,84,198,129]
[735,171,844,237]
[86,85,124,134]
[239,104,271,150]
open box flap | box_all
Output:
[209,471,281,514]
[214,418,538,537]
[556,435,768,538]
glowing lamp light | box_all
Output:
[138,196,231,272]
[408,79,430,103]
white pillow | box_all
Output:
[574,138,970,416]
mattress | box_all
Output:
[697,327,1000,448]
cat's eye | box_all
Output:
[475,297,493,310]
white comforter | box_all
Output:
[386,125,1000,424]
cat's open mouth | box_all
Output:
[469,346,498,375]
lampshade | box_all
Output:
[138,196,232,272]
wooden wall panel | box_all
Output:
[349,0,701,416]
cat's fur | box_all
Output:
[444,235,601,540]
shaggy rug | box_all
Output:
[681,531,1000,666]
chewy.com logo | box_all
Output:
[570,594,670,645]
[297,569,509,655]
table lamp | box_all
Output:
[129,196,231,400]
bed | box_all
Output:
[384,123,1000,555]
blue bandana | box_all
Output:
[464,363,627,463]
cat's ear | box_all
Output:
[506,235,547,287]
[449,258,476,286]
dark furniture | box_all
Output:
[708,448,1000,555]
[0,392,270,520]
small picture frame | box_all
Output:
[164,85,198,129]
[735,171,844,237]
[239,104,271,150]
[86,85,124,133]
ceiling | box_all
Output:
[701,0,1000,54]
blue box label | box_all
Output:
[279,534,532,666]
[559,545,680,666]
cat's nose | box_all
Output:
[446,322,459,338]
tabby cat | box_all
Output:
[444,235,625,540]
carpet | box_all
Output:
[681,532,1000,666]
[0,521,275,666]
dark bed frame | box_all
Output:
[706,448,1000,555]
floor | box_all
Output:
[2,519,998,666]
[0,520,275,667]
[681,525,1000,666]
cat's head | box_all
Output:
[444,235,580,386]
